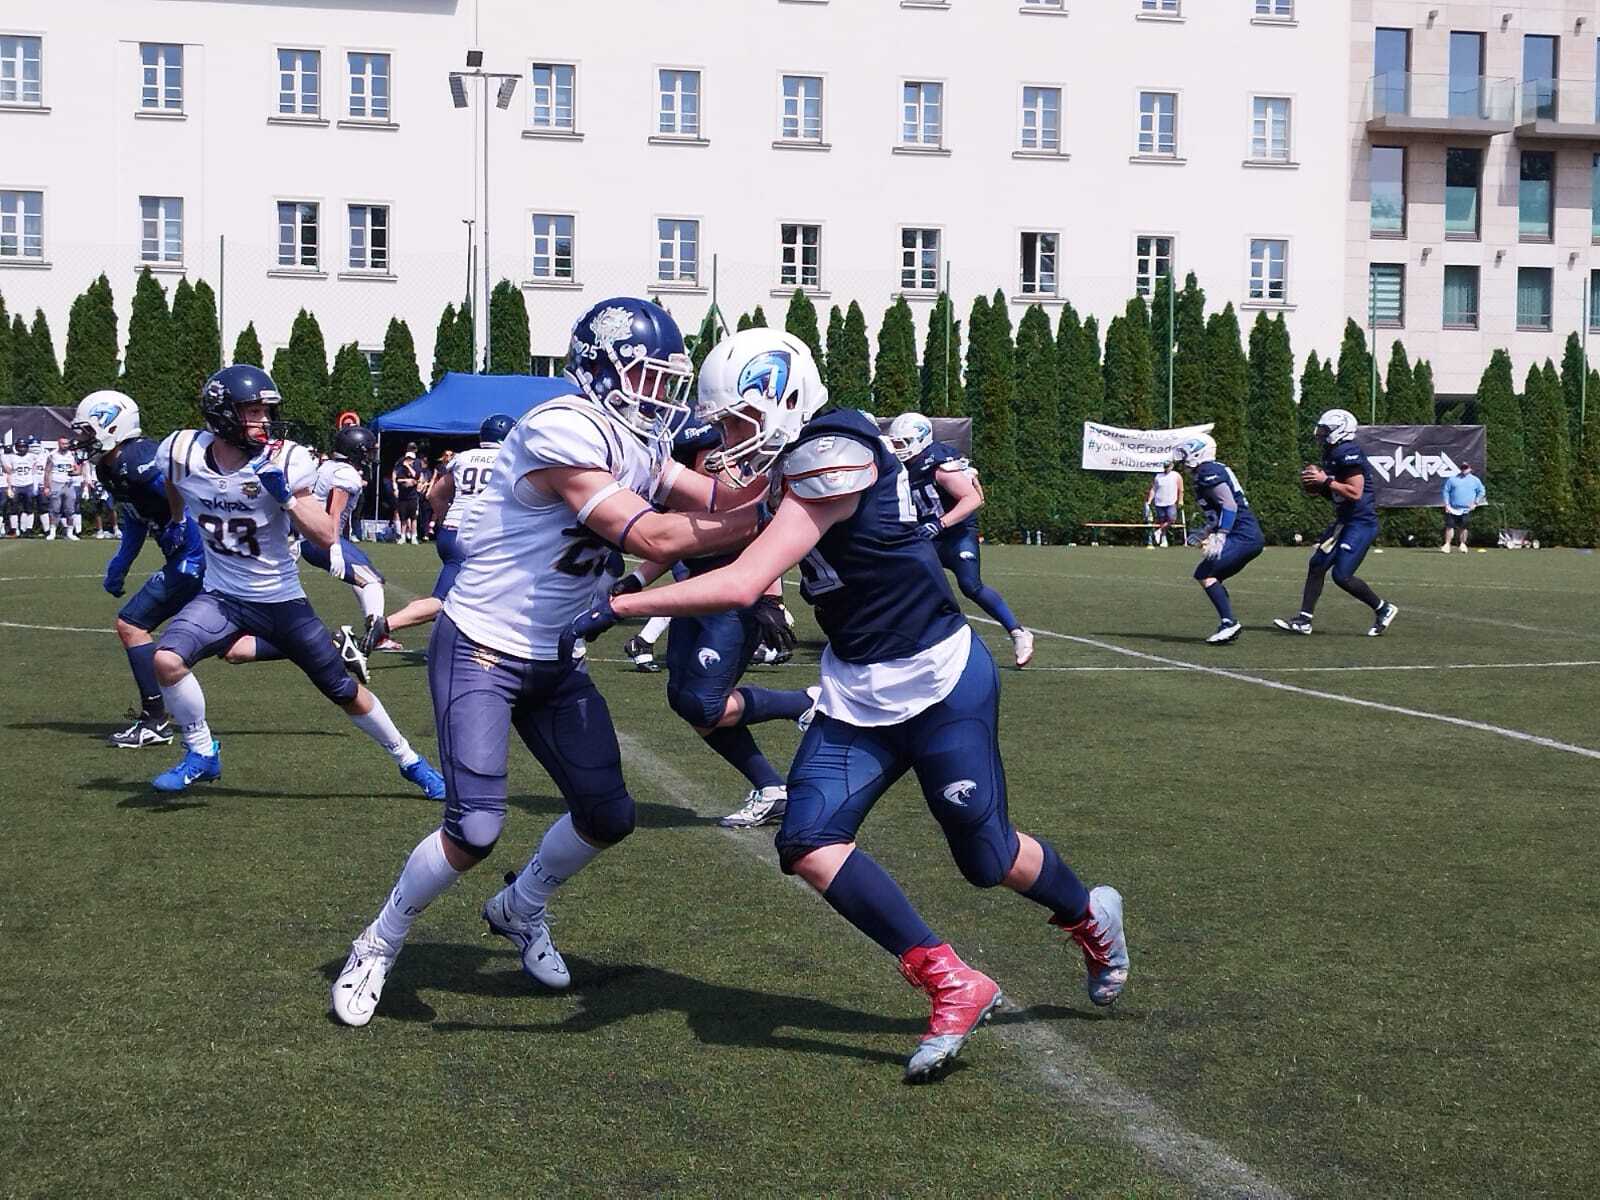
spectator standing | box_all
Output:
[1146,464,1184,547]
[415,454,437,542]
[1440,462,1485,553]
[391,445,421,544]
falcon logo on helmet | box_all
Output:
[695,329,829,482]
[885,413,934,463]
[1171,434,1217,470]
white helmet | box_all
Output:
[695,328,828,480]
[885,412,934,462]
[1315,408,1358,445]
[1171,434,1217,470]
[69,390,141,459]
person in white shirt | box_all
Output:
[1146,465,1183,547]
[45,437,83,540]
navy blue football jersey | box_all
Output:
[1192,460,1262,539]
[672,421,734,577]
[784,410,966,664]
[904,441,978,533]
[1322,440,1378,523]
[103,437,205,569]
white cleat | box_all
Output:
[335,624,370,684]
[1011,628,1035,668]
[1205,619,1243,645]
[719,784,788,829]
[65,529,80,541]
[483,887,571,989]
[1367,601,1400,637]
[45,528,57,541]
[796,686,822,735]
[331,923,399,1028]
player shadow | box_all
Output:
[505,792,712,830]
[87,776,434,812]
[5,720,345,739]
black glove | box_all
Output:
[359,614,391,655]
[610,571,646,598]
[751,596,796,653]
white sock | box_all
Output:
[348,694,418,767]
[161,672,214,752]
[640,615,672,645]
[372,830,462,950]
[357,580,385,623]
[508,813,603,917]
[73,514,82,533]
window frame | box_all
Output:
[1253,0,1293,19]
[655,215,702,287]
[1247,94,1292,164]
[1133,232,1176,297]
[274,197,323,273]
[899,78,946,150]
[1369,144,1407,239]
[345,48,393,124]
[777,220,824,291]
[527,60,578,134]
[1442,264,1480,330]
[138,42,183,113]
[0,33,43,107]
[1246,236,1289,306]
[346,201,391,274]
[1138,0,1182,16]
[1518,149,1555,242]
[1019,83,1064,155]
[654,65,704,140]
[899,225,943,294]
[0,187,45,261]
[138,195,184,266]
[777,72,826,145]
[528,211,578,284]
[275,46,323,120]
[1135,88,1179,158]
[1444,146,1483,241]
[1368,262,1406,329]
[1018,229,1061,298]
[1515,265,1553,331]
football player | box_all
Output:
[576,339,1129,1083]
[295,424,388,667]
[1169,435,1263,644]
[146,365,445,798]
[1273,408,1399,638]
[45,436,84,540]
[360,413,515,653]
[329,298,775,1028]
[5,434,45,536]
[884,413,1034,668]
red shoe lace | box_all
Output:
[1051,911,1113,970]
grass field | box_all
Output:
[2,538,1598,1199]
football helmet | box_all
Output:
[332,424,378,466]
[564,297,693,444]
[201,365,286,451]
[885,412,934,462]
[694,328,829,481]
[479,413,516,444]
[1171,434,1217,469]
[1315,408,1359,446]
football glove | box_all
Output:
[359,614,391,655]
[559,595,617,660]
[914,520,944,541]
[1201,532,1227,560]
[751,596,797,653]
[248,452,294,506]
[103,568,126,598]
[610,570,648,598]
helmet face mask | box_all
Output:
[1171,435,1216,470]
[201,366,288,452]
[885,413,933,462]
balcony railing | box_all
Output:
[1516,77,1600,137]
[1366,72,1517,126]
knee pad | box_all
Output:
[951,835,1013,889]
[666,680,725,729]
[571,789,636,846]
[444,809,503,860]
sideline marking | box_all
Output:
[0,620,113,634]
[1022,659,1600,675]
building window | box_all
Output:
[1373,28,1410,116]
[1023,0,1066,8]
[1141,0,1180,12]
[1522,34,1558,121]
[361,349,383,390]
[1369,263,1404,327]
[1137,91,1176,155]
[531,213,575,280]
[139,43,182,111]
[277,48,320,117]
[277,200,319,269]
[0,190,43,259]
[1443,265,1479,329]
[1020,86,1061,152]
[1020,231,1058,296]
[1519,151,1554,239]
[347,52,390,121]
[1445,148,1481,239]
[348,204,389,271]
[902,81,943,147]
[139,196,182,263]
[1134,234,1173,296]
[1593,153,1600,241]
[781,74,822,141]
[900,227,941,292]
[1370,146,1405,235]
[657,68,700,137]
[1251,96,1290,161]
[1248,239,1287,303]
[1590,269,1600,331]
[1517,267,1553,330]
[779,222,821,289]
[0,35,42,105]
[1255,0,1293,16]
[657,218,699,284]
[1448,32,1485,119]
[530,63,576,131]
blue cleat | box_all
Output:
[151,741,222,793]
[400,756,446,800]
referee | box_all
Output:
[1440,462,1485,553]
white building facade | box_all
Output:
[6,0,1359,401]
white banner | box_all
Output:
[1080,421,1215,473]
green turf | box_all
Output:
[2,539,1597,1199]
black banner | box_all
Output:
[1351,424,1487,509]
[0,405,73,446]
[872,415,972,456]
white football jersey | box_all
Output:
[445,398,679,660]
[159,429,319,602]
[313,459,364,532]
[442,444,502,528]
[49,450,78,485]
[7,451,39,486]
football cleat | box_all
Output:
[483,883,571,989]
[1052,885,1130,1007]
[331,923,399,1028]
[623,635,661,673]
[335,625,370,684]
[1205,620,1243,645]
[1272,616,1314,636]
[151,740,222,793]
[797,685,822,735]
[109,712,174,749]
[1012,628,1035,668]
[65,529,80,541]
[1367,601,1399,637]
[719,785,787,829]
[400,756,446,800]
[751,643,793,667]
[898,942,1003,1083]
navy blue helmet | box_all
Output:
[479,413,516,444]
[333,424,378,466]
[201,364,285,451]
[564,297,693,443]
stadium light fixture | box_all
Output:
[495,76,519,110]
[466,49,484,68]
[448,73,468,109]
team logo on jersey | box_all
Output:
[241,481,261,499]
[697,647,722,670]
[736,350,792,402]
[942,779,977,807]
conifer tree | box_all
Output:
[1476,349,1524,524]
[1245,313,1300,540]
[919,294,959,417]
[830,301,871,409]
[0,294,12,405]
[749,305,768,329]
[970,291,1017,537]
[431,302,459,386]
[62,274,120,399]
[1524,360,1574,543]
[329,341,376,422]
[1571,366,1600,546]
[1204,303,1249,481]
[784,289,824,372]
[123,269,182,436]
[232,322,263,368]
[1380,341,1434,544]
[17,309,66,406]
[1560,332,1586,452]
[1055,304,1101,532]
[375,317,424,415]
[1413,358,1436,422]
[1151,274,1174,422]
[8,314,29,408]
[274,309,330,440]
[1335,319,1381,422]
[486,280,530,374]
[871,296,918,416]
[964,293,991,429]
[735,311,753,333]
[824,305,845,401]
[171,279,221,407]
[1170,273,1208,427]
[1012,304,1062,537]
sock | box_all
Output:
[348,695,418,767]
[357,581,385,623]
[1203,581,1235,623]
[734,685,812,725]
[126,643,164,715]
[161,672,213,753]
[73,514,82,533]
[251,637,285,661]
[508,813,603,917]
[821,850,939,957]
[372,830,462,950]
[1298,572,1325,617]
[971,585,1020,633]
[1337,575,1383,610]
[702,725,783,790]
[640,615,672,645]
[1022,838,1090,924]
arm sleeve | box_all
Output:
[1200,482,1238,531]
[109,509,149,573]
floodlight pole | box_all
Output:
[944,259,952,415]
[1368,276,1378,424]
[1583,274,1590,449]
[1166,273,1174,427]
[451,62,519,374]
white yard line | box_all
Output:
[1022,659,1600,675]
[0,620,114,634]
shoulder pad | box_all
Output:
[783,433,878,500]
[933,455,972,474]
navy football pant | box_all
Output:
[937,529,1020,632]
[663,608,762,728]
[158,590,357,704]
[430,527,465,600]
[1192,531,1264,583]
[119,563,205,632]
[1302,519,1381,612]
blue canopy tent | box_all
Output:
[370,372,573,435]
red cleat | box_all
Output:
[897,942,1003,1082]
